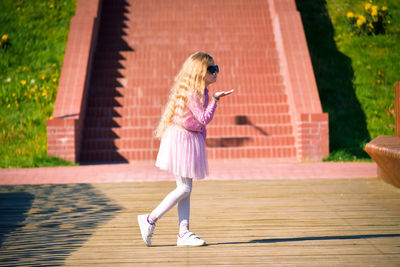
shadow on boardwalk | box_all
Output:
[151,234,400,248]
[0,184,121,266]
[209,234,400,246]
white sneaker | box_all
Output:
[137,214,155,246]
[177,231,206,247]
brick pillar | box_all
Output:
[297,113,329,161]
[47,117,80,162]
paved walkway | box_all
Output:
[0,160,377,185]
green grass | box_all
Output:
[296,0,399,161]
[0,0,76,168]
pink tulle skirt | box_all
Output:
[155,125,209,180]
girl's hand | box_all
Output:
[214,89,234,99]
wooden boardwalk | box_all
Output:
[1,178,400,266]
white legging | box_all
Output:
[151,176,192,231]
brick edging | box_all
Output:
[267,0,329,161]
[47,0,102,162]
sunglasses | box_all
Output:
[207,65,219,74]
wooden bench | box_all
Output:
[365,82,400,188]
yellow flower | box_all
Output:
[371,7,378,19]
[356,15,367,27]
[49,116,53,120]
[52,78,57,82]
[42,90,48,97]
[371,5,378,16]
[368,23,374,31]
[382,6,388,12]
[39,74,46,80]
[50,3,54,8]
[347,12,354,18]
[20,80,26,85]
[51,63,56,67]
[1,34,8,41]
[7,104,11,108]
[365,3,372,12]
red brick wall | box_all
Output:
[46,0,101,162]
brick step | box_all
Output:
[88,60,127,71]
[100,8,131,14]
[89,77,128,87]
[101,30,277,42]
[90,65,281,76]
[207,146,297,160]
[87,86,125,97]
[81,138,159,150]
[92,49,280,61]
[86,96,166,107]
[88,85,285,94]
[99,11,132,18]
[98,18,132,26]
[90,67,282,79]
[84,117,159,128]
[95,41,133,52]
[83,113,291,128]
[89,74,285,85]
[79,146,296,162]
[98,17,131,23]
[89,84,286,95]
[79,149,157,163]
[125,22,275,30]
[207,125,293,136]
[86,86,286,98]
[85,104,290,118]
[91,65,280,75]
[92,52,127,61]
[212,114,292,125]
[86,94,288,107]
[217,104,290,115]
[101,0,132,8]
[81,135,295,151]
[89,78,171,88]
[206,135,295,148]
[82,125,293,140]
[96,40,276,50]
[100,12,134,19]
[97,28,128,37]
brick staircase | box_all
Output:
[79,0,296,163]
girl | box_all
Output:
[138,51,233,247]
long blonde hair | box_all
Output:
[155,51,214,139]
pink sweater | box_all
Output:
[173,88,217,139]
